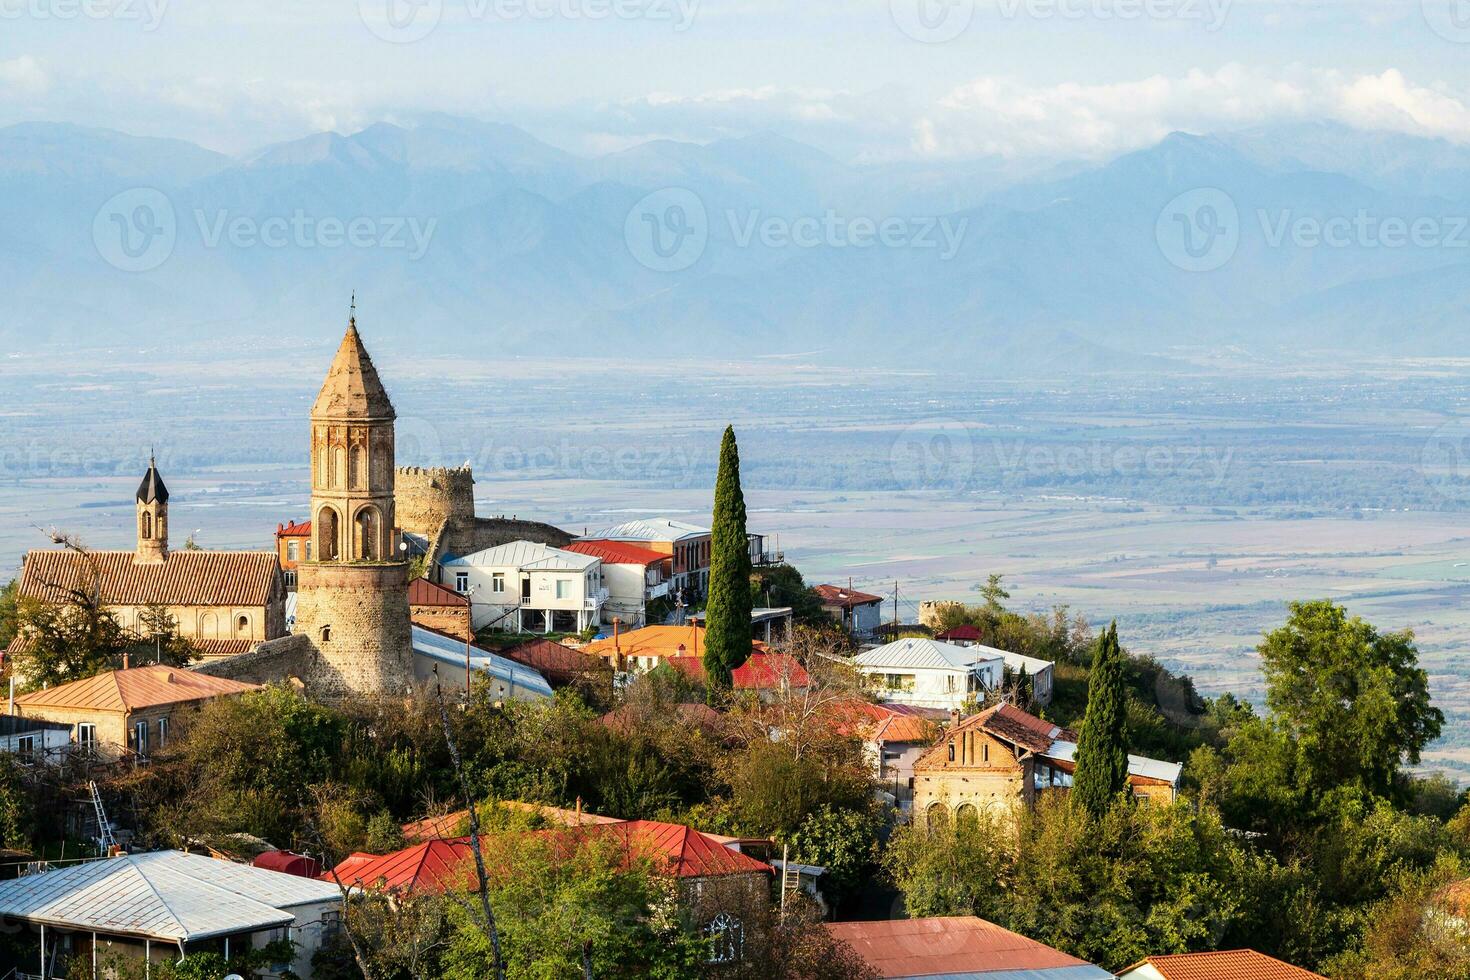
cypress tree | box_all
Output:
[703,425,753,692]
[1071,621,1130,819]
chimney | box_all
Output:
[949,708,960,728]
[611,618,623,671]
[122,651,130,671]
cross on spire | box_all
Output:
[349,291,356,328]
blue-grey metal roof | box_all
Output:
[410,626,554,698]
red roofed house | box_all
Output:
[815,584,886,638]
[407,576,472,641]
[582,624,768,673]
[824,699,940,810]
[913,702,1182,826]
[275,519,312,586]
[499,637,610,688]
[1118,949,1327,980]
[331,819,773,965]
[563,540,673,628]
[13,664,260,760]
[826,916,1113,979]
[664,653,810,700]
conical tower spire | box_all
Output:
[311,301,395,421]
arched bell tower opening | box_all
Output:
[316,506,341,562]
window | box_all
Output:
[15,735,34,760]
[947,740,955,762]
[305,542,313,560]
[555,579,571,599]
[77,723,96,748]
[521,578,532,601]
[455,571,470,593]
[704,913,743,964]
[982,743,989,763]
[133,721,149,755]
[157,717,169,746]
[492,573,505,594]
[141,512,153,539]
[946,674,957,693]
[320,625,332,643]
[236,615,250,638]
[882,673,915,691]
[287,541,299,561]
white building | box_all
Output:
[0,849,342,979]
[0,715,73,763]
[852,637,1006,710]
[440,541,607,634]
[563,540,672,628]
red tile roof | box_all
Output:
[193,639,257,658]
[401,803,623,843]
[1123,950,1327,980]
[825,698,939,745]
[563,540,672,567]
[275,520,311,538]
[407,577,469,608]
[664,652,811,691]
[15,665,260,714]
[20,549,281,608]
[914,703,1073,769]
[337,819,771,894]
[814,584,885,607]
[935,624,984,641]
[501,638,608,686]
[825,916,1098,978]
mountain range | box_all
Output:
[3,116,1468,373]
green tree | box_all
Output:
[704,425,752,693]
[1258,600,1443,800]
[12,594,134,688]
[0,579,18,650]
[786,803,880,904]
[1071,621,1130,819]
[979,573,1011,611]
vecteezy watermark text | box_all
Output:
[194,210,438,260]
[0,0,166,28]
[890,0,1228,43]
[358,0,697,44]
[991,438,1234,487]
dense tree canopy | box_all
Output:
[704,425,753,692]
[1071,621,1130,819]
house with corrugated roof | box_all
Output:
[814,584,886,638]
[854,637,1055,709]
[13,665,260,760]
[439,540,606,634]
[826,916,1113,979]
[824,699,942,810]
[912,702,1182,825]
[0,849,341,979]
[12,459,287,665]
[408,625,553,700]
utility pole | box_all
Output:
[893,579,900,628]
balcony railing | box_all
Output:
[584,587,609,610]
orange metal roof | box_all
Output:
[583,625,769,661]
[15,665,260,714]
[563,540,672,567]
[825,698,939,745]
[275,520,311,538]
[20,549,281,608]
[407,577,469,608]
[1123,950,1327,980]
[825,916,1102,978]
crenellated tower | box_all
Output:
[294,304,415,698]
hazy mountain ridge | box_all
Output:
[2,117,1467,371]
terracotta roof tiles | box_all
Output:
[1123,950,1327,980]
[15,665,260,714]
[20,549,281,609]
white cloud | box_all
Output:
[0,56,51,98]
[916,65,1470,160]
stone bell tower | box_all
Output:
[135,455,169,565]
[293,303,415,698]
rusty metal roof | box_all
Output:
[16,664,260,713]
[825,916,1113,979]
[20,548,281,608]
[407,577,469,608]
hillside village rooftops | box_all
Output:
[410,626,554,697]
[563,540,671,566]
[825,916,1113,979]
[824,699,940,745]
[1120,949,1327,980]
[0,850,340,943]
[664,652,811,691]
[442,540,598,571]
[582,518,710,542]
[19,549,281,609]
[854,637,1004,672]
[15,665,260,713]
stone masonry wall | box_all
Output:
[396,466,476,539]
[293,561,415,699]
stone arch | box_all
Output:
[200,612,219,639]
[141,512,153,539]
[317,506,341,562]
[350,442,368,490]
[354,505,381,561]
[955,803,979,827]
[925,801,949,830]
[235,613,251,638]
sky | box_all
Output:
[3,0,1470,161]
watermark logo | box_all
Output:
[729,210,968,258]
[193,210,437,259]
[1421,418,1470,495]
[625,188,709,272]
[1258,210,1470,250]
[890,0,974,42]
[1423,0,1470,42]
[93,187,177,273]
[359,0,442,43]
[889,419,976,491]
[0,0,168,29]
[1156,187,1239,272]
[996,0,1230,29]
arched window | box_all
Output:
[350,444,368,489]
[319,625,332,644]
[200,612,219,639]
[317,507,341,562]
[141,512,153,539]
[704,913,743,964]
[926,802,948,831]
[355,507,380,561]
[955,803,979,827]
[332,446,345,489]
[236,614,250,638]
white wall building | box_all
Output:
[563,540,672,628]
[410,625,554,700]
[852,637,1005,710]
[441,541,606,634]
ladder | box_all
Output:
[88,781,117,853]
